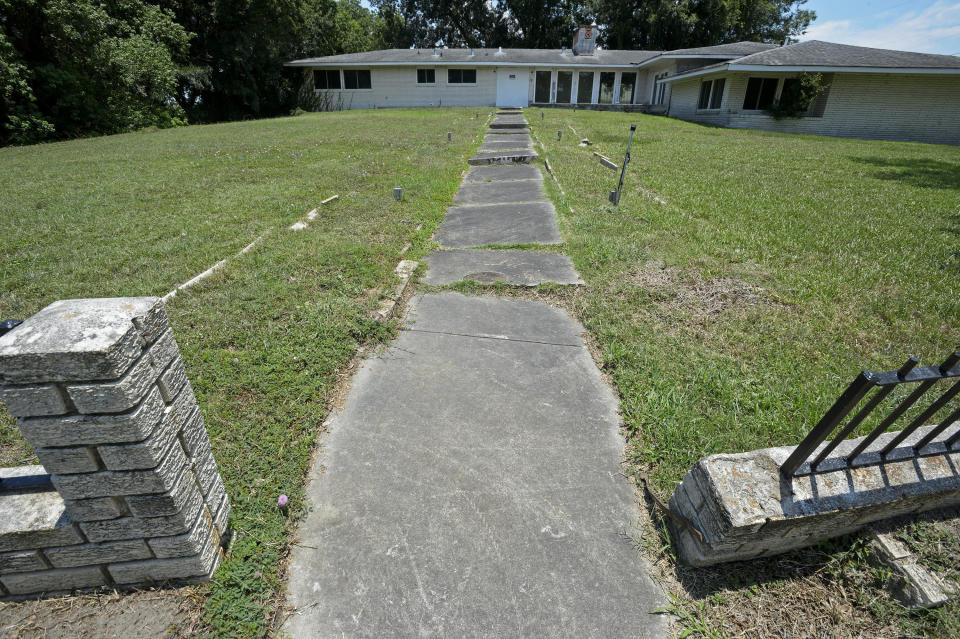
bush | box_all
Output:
[766,72,828,120]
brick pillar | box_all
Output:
[0,298,229,588]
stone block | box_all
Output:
[148,509,213,559]
[62,497,126,522]
[45,539,152,568]
[171,381,198,421]
[80,485,203,542]
[51,438,186,500]
[670,423,960,565]
[0,297,167,385]
[65,336,170,414]
[125,470,200,519]
[212,488,230,537]
[97,410,179,471]
[35,446,100,475]
[192,450,219,498]
[0,489,83,552]
[109,532,219,584]
[1,566,106,595]
[18,386,165,448]
[0,384,67,417]
[204,473,227,515]
[0,550,48,574]
[180,407,212,461]
[157,358,188,404]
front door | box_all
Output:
[496,69,529,107]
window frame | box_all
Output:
[416,68,436,86]
[447,68,477,85]
[342,69,372,90]
[742,77,779,111]
[313,69,341,91]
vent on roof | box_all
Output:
[433,47,439,57]
[573,25,596,56]
[497,46,503,54]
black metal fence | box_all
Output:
[780,353,960,477]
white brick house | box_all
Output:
[662,40,960,145]
[286,34,960,145]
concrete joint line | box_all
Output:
[401,327,581,349]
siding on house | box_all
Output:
[310,66,498,109]
[668,72,960,145]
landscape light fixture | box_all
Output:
[557,130,562,140]
[609,124,637,206]
[447,132,452,141]
[394,187,403,201]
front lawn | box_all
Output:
[0,108,485,636]
[528,109,960,638]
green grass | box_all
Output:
[528,108,960,638]
[0,108,486,635]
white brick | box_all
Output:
[35,446,100,474]
[97,410,179,471]
[51,439,186,500]
[1,566,106,595]
[108,531,219,584]
[45,539,152,568]
[0,384,67,417]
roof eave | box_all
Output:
[663,63,960,81]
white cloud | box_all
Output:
[801,1,960,55]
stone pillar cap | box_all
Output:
[0,297,165,385]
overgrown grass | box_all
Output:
[528,108,960,638]
[0,108,486,635]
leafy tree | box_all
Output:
[0,0,190,145]
[592,0,814,50]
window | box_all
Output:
[698,82,712,109]
[343,69,371,90]
[619,73,636,104]
[534,71,551,103]
[556,71,572,104]
[710,78,725,109]
[314,70,340,90]
[577,71,594,103]
[447,69,477,84]
[598,72,615,104]
[742,77,778,110]
[417,68,435,84]
[698,78,725,109]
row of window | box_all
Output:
[315,68,480,90]
[534,71,636,105]
[314,69,371,90]
[696,76,824,113]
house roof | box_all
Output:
[286,48,663,69]
[663,40,960,82]
[661,41,780,57]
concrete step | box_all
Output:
[435,201,560,247]
[453,178,546,205]
[423,249,583,286]
[463,164,543,183]
[468,150,538,165]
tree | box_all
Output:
[591,0,814,50]
[0,0,190,145]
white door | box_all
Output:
[496,69,529,107]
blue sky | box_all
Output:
[800,0,960,54]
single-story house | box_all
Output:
[662,40,960,145]
[286,28,960,144]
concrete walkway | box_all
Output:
[284,112,668,638]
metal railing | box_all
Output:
[780,353,960,476]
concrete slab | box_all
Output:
[464,165,543,183]
[453,180,546,205]
[283,293,668,639]
[435,202,561,247]
[477,141,532,153]
[486,127,530,135]
[483,133,533,144]
[468,150,538,165]
[423,250,583,286]
[489,118,528,130]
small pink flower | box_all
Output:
[277,494,288,508]
[180,232,187,237]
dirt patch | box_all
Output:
[632,260,784,318]
[0,587,201,638]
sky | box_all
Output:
[800,0,960,55]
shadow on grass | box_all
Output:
[850,156,960,191]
